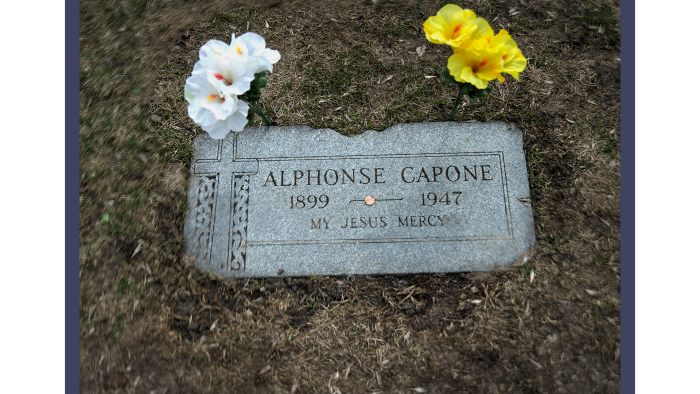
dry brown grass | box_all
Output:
[80,0,621,392]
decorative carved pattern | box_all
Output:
[229,175,249,270]
[193,175,217,267]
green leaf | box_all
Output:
[250,72,267,95]
[253,72,267,90]
[469,87,491,99]
[457,82,475,95]
[246,108,256,126]
[102,213,109,223]
[239,72,268,103]
[440,70,457,84]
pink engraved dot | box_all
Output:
[364,196,375,205]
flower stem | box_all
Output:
[250,102,272,126]
[450,92,464,121]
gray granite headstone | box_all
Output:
[183,122,535,278]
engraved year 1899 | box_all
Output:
[289,195,329,209]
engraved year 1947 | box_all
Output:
[421,191,462,206]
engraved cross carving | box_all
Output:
[194,134,258,272]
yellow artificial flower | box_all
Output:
[488,30,527,81]
[447,45,505,89]
[423,4,493,48]
[447,30,527,89]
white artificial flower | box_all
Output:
[192,39,230,75]
[199,39,231,59]
[231,32,281,73]
[192,39,255,97]
[184,73,249,139]
[193,39,245,75]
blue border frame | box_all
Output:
[620,0,634,393]
[66,0,79,392]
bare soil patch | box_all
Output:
[80,0,621,393]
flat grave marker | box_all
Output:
[183,122,535,278]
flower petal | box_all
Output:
[235,99,249,116]
[237,32,266,56]
[489,30,514,49]
[436,4,468,26]
[201,119,231,139]
[199,39,230,59]
[423,16,450,44]
[447,52,469,80]
[191,106,218,127]
[201,96,233,120]
[455,67,489,89]
[227,70,255,95]
[184,73,211,98]
[471,18,493,40]
[225,106,249,132]
[503,51,527,74]
[245,56,273,73]
[192,59,208,75]
[261,48,281,65]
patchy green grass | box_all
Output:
[116,276,147,299]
